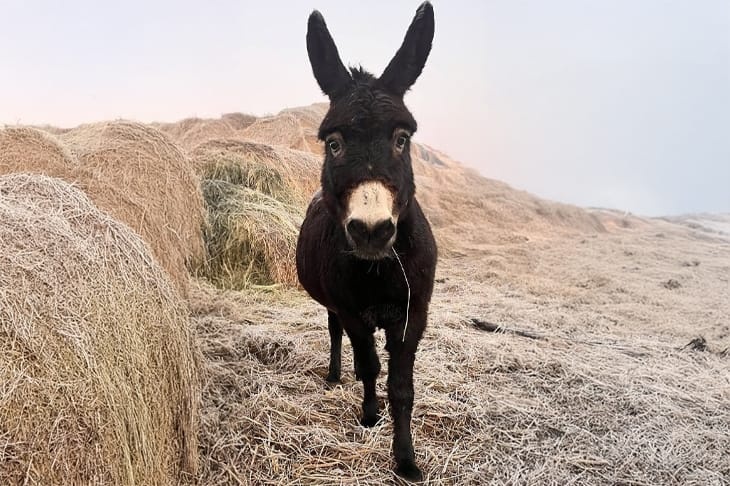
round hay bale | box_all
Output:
[197,151,291,203]
[153,117,204,143]
[60,121,206,297]
[280,104,328,155]
[201,179,302,289]
[0,174,200,485]
[180,119,239,151]
[241,113,312,152]
[192,139,321,205]
[221,112,257,131]
[0,126,78,174]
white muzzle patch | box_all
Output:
[345,181,397,229]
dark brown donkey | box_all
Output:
[296,2,437,481]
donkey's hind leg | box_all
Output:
[326,311,343,384]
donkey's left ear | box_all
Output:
[307,10,352,98]
[379,2,435,96]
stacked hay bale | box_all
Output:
[0,174,200,485]
[191,139,320,203]
[240,113,313,152]
[221,112,257,131]
[155,113,257,151]
[0,124,206,297]
[190,140,320,289]
[280,103,328,154]
[0,126,78,174]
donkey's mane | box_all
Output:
[317,70,418,140]
[349,66,376,84]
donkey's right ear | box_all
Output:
[379,2,434,96]
[307,11,351,98]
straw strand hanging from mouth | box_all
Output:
[392,247,410,342]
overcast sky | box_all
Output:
[1,0,728,216]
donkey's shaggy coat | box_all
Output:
[296,2,437,480]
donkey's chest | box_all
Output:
[327,262,408,318]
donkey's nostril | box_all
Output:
[346,219,369,243]
[371,219,395,243]
[346,219,396,251]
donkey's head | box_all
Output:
[307,2,434,260]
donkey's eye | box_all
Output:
[327,139,342,156]
[394,132,410,152]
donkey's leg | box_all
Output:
[326,311,343,383]
[385,322,424,481]
[348,329,381,427]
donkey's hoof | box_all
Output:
[359,414,382,428]
[395,460,423,482]
[325,374,341,386]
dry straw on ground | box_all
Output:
[0,174,201,485]
[189,216,730,485]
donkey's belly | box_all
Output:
[360,303,407,331]
[295,194,337,308]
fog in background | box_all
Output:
[1,0,728,217]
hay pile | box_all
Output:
[221,112,258,131]
[155,113,257,151]
[0,126,77,174]
[201,180,302,288]
[0,123,206,297]
[241,113,314,152]
[404,143,606,254]
[177,119,239,151]
[192,139,320,202]
[196,144,292,203]
[60,121,206,296]
[191,141,307,289]
[0,174,200,485]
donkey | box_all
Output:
[296,2,437,481]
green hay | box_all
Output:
[198,152,292,203]
[201,179,302,289]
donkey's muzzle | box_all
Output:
[346,218,396,259]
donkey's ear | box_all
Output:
[379,2,435,96]
[307,11,352,98]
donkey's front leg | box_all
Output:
[348,329,382,427]
[326,311,343,383]
[385,326,423,481]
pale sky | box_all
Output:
[1,1,728,216]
